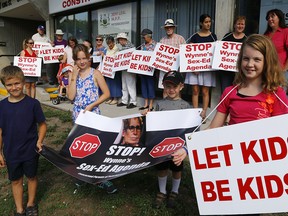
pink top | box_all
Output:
[265,27,288,69]
[217,86,288,125]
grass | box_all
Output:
[0,105,287,216]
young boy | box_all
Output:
[0,66,47,216]
[153,71,190,209]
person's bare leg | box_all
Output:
[30,83,36,99]
[192,85,199,108]
[11,177,24,214]
[27,176,38,207]
[25,83,31,97]
[201,86,210,119]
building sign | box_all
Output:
[49,0,105,14]
[97,3,132,40]
[0,0,28,14]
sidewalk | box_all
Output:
[0,82,214,125]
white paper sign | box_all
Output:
[127,50,154,76]
[149,43,180,72]
[113,48,135,72]
[100,55,115,78]
[39,46,65,64]
[186,114,288,215]
[180,42,215,72]
[32,42,52,56]
[92,55,102,63]
[14,56,42,77]
[212,41,242,72]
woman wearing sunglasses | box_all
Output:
[20,38,37,98]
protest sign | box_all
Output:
[39,46,65,64]
[186,114,288,215]
[212,41,242,72]
[100,55,115,78]
[32,42,51,56]
[13,56,42,77]
[41,109,202,184]
[149,43,180,72]
[127,50,154,76]
[113,48,135,72]
[180,42,215,72]
[92,54,102,63]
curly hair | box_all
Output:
[234,34,286,92]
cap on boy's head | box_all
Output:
[163,71,184,85]
[37,25,45,30]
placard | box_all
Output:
[14,56,42,77]
[100,55,115,78]
[39,46,65,64]
[212,41,242,72]
[186,114,288,215]
[180,42,215,72]
[113,48,135,72]
[149,43,179,72]
[127,50,154,76]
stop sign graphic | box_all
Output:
[149,137,185,158]
[69,133,101,158]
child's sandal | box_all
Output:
[26,204,38,216]
[167,192,178,208]
[153,192,167,209]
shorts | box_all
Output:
[6,156,39,181]
[156,159,183,172]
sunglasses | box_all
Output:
[28,42,34,44]
[127,125,141,131]
[96,39,103,41]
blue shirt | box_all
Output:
[0,96,46,163]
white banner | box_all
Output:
[212,41,242,72]
[127,50,154,76]
[186,114,288,215]
[13,56,42,77]
[180,42,215,72]
[149,43,180,72]
[33,42,52,56]
[100,55,115,78]
[113,48,135,72]
[39,46,65,64]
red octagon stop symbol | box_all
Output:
[149,137,185,158]
[69,133,101,158]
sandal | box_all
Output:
[14,212,25,216]
[152,192,167,209]
[167,192,178,208]
[26,204,38,216]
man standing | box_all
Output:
[159,19,186,93]
[116,33,137,109]
[32,25,53,85]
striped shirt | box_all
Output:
[160,33,186,48]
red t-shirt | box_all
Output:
[217,86,288,125]
[265,27,288,69]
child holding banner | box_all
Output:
[173,34,288,179]
[0,66,47,216]
[67,44,117,194]
[20,38,38,98]
[152,71,191,209]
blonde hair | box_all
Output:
[234,34,286,92]
[0,65,25,85]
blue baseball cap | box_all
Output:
[37,25,45,30]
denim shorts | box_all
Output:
[6,156,39,181]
